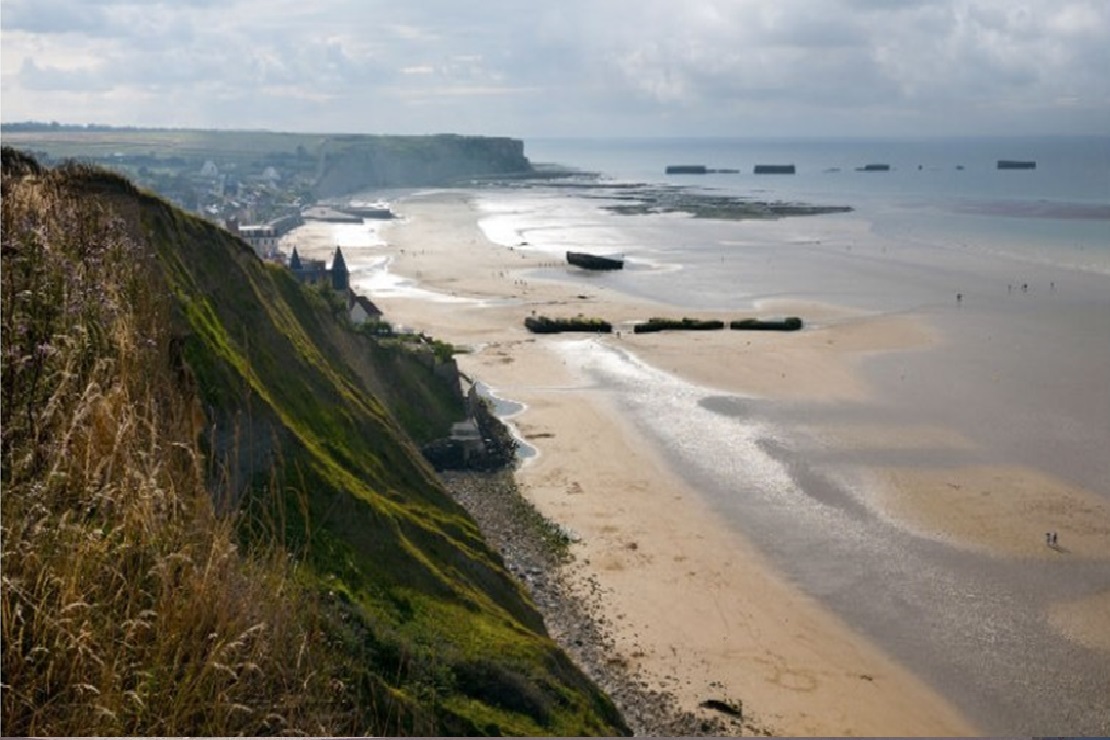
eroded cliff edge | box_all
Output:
[314,134,533,197]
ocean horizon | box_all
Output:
[520,135,1110,273]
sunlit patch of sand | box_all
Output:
[864,465,1110,558]
[628,311,937,404]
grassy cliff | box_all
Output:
[0,149,625,736]
[314,134,532,197]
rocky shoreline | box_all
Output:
[441,471,771,737]
[490,173,851,221]
[600,186,852,220]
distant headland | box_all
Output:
[0,123,534,221]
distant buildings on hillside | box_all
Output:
[227,213,303,259]
[288,245,383,326]
[228,212,385,330]
[236,224,279,255]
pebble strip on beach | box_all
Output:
[441,471,770,737]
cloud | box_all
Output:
[17,58,112,92]
[1,0,113,36]
[552,0,1110,131]
[1,0,1107,135]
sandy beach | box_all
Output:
[284,190,1110,735]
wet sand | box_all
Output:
[282,190,1110,735]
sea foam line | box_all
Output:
[551,338,865,537]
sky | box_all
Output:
[2,0,1108,138]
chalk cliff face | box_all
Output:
[314,134,532,197]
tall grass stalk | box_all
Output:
[1,159,375,735]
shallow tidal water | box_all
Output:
[467,138,1110,733]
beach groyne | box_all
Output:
[523,315,805,334]
[666,164,709,174]
[665,165,740,175]
[731,317,804,331]
[524,315,613,334]
[634,317,726,333]
[754,164,796,175]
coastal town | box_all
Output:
[6,125,406,328]
[17,134,317,247]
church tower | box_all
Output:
[290,246,303,271]
[330,246,349,292]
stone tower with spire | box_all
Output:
[330,246,349,292]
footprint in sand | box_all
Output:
[771,667,819,692]
[754,656,819,692]
[598,554,626,572]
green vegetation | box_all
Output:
[370,327,464,366]
[633,317,726,333]
[0,123,332,158]
[1,149,626,736]
[524,315,613,334]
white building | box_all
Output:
[349,294,383,325]
[238,225,278,257]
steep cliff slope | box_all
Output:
[0,150,624,736]
[314,134,532,197]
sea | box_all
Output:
[507,136,1109,269]
[335,137,1107,733]
[446,136,1110,735]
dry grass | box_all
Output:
[1,153,631,737]
[1,159,374,735]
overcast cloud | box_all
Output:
[2,0,1107,136]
